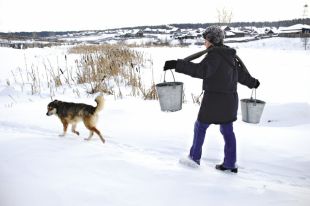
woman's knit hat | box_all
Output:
[202,25,225,45]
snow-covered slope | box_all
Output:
[1,38,310,206]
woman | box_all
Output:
[163,25,260,173]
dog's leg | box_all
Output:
[83,119,94,141]
[84,127,105,144]
[83,117,105,144]
[59,120,68,137]
[91,127,105,144]
[84,131,94,141]
[71,124,80,136]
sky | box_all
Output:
[0,0,309,32]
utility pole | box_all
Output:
[301,3,309,50]
[302,3,308,24]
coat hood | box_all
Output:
[209,45,236,56]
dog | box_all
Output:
[46,95,105,144]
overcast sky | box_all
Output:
[0,0,309,32]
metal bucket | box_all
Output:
[156,71,183,112]
[240,90,266,123]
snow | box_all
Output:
[279,24,310,31]
[1,37,310,206]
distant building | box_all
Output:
[278,24,310,37]
[221,26,232,31]
[225,29,246,38]
[265,29,276,36]
[122,29,144,38]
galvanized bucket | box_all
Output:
[156,70,183,112]
[240,89,266,124]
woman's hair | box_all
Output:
[202,26,225,45]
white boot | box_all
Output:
[179,156,200,168]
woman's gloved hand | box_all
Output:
[163,60,177,71]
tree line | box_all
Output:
[1,18,309,40]
[171,18,310,29]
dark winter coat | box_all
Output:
[175,46,258,124]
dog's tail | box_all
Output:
[94,95,104,114]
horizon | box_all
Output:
[0,18,309,33]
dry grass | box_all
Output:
[69,44,147,97]
[10,44,157,100]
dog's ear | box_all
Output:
[48,99,59,107]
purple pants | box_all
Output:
[189,120,236,168]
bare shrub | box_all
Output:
[69,44,152,98]
[9,44,156,100]
[191,93,202,105]
[140,83,158,100]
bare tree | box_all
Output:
[216,7,233,24]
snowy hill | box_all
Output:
[0,37,310,206]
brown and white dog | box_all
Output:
[46,95,105,144]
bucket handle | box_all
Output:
[250,89,257,105]
[163,70,176,83]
